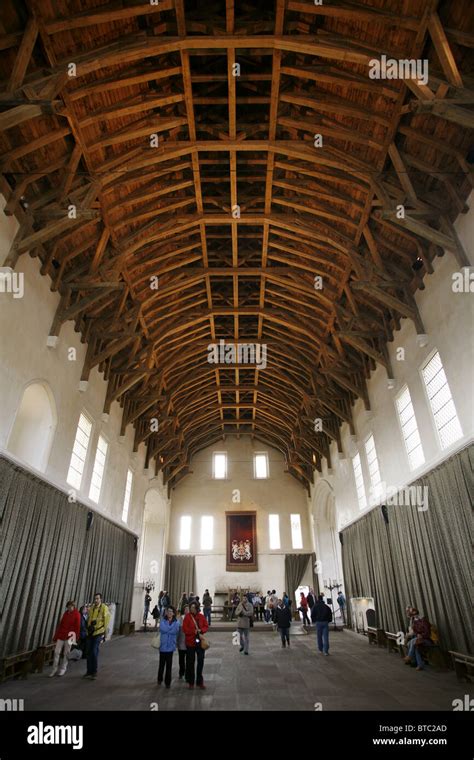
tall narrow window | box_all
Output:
[352,453,367,511]
[421,351,462,449]
[67,412,92,490]
[180,516,191,550]
[201,516,214,550]
[290,514,303,549]
[395,386,425,470]
[121,469,133,523]
[269,514,280,550]
[213,452,227,479]
[254,452,269,478]
[89,435,108,503]
[365,434,382,504]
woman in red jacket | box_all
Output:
[50,601,81,677]
[182,601,208,689]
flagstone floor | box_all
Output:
[0,628,464,711]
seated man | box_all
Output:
[404,606,432,671]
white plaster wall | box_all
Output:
[310,193,474,560]
[0,194,170,541]
[168,436,312,599]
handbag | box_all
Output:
[192,614,210,651]
[151,633,161,649]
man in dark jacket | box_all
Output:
[306,589,315,616]
[311,595,332,655]
[275,599,292,648]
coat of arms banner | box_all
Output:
[225,511,258,572]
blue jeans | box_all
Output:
[316,622,329,654]
[204,607,211,626]
[408,638,431,668]
[86,635,101,675]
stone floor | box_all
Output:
[0,628,465,712]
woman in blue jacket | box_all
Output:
[157,607,181,688]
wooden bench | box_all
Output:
[367,626,386,646]
[449,651,474,681]
[30,643,55,673]
[385,631,407,656]
[0,650,34,682]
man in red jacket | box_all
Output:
[404,606,432,671]
[182,601,209,689]
[49,601,81,677]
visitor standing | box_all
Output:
[158,591,164,616]
[264,590,272,623]
[299,592,311,626]
[49,601,81,677]
[253,593,262,621]
[83,593,110,680]
[311,595,332,656]
[151,604,160,629]
[176,607,188,679]
[161,590,171,616]
[235,595,254,655]
[307,588,315,623]
[275,598,292,648]
[78,605,88,659]
[259,594,265,622]
[270,590,278,623]
[157,607,180,688]
[183,601,209,689]
[230,591,240,622]
[337,590,346,624]
[179,593,188,614]
[203,589,213,626]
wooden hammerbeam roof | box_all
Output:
[1,0,473,492]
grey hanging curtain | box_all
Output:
[341,445,474,653]
[164,554,196,609]
[0,455,137,657]
[285,553,311,606]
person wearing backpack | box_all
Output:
[311,595,333,655]
[157,607,180,688]
[151,604,160,629]
[275,598,292,648]
[202,590,213,626]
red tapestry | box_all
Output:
[226,511,258,571]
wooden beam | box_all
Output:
[7,18,38,92]
[428,11,463,88]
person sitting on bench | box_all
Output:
[404,606,432,671]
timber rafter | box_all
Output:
[1,0,472,490]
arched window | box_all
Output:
[7,381,57,472]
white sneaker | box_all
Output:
[49,670,57,678]
[58,669,67,676]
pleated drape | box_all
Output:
[163,554,196,608]
[285,553,312,605]
[341,445,474,653]
[0,456,137,657]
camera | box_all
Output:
[87,620,96,636]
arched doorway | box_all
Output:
[7,381,57,472]
[311,479,344,622]
[132,487,168,629]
